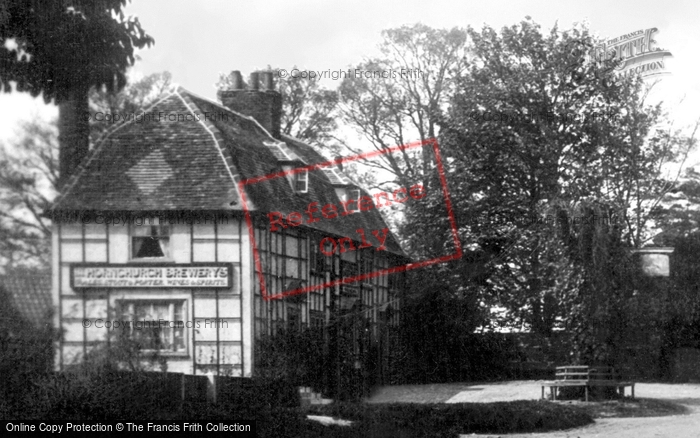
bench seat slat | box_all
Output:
[543,365,635,401]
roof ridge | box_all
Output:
[180,88,278,142]
[174,88,251,210]
[92,91,180,150]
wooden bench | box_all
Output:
[541,365,635,402]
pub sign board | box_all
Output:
[71,263,234,289]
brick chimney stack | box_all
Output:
[218,70,282,138]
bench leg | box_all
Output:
[542,386,545,400]
[631,384,635,400]
[585,386,589,402]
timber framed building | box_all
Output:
[48,71,407,385]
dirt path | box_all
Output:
[367,381,700,437]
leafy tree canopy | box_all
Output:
[0,0,153,102]
[407,18,696,335]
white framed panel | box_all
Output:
[61,242,83,262]
[84,223,107,239]
[85,242,107,262]
[63,322,85,342]
[193,241,216,262]
[220,344,242,365]
[220,320,241,342]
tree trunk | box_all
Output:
[58,85,90,188]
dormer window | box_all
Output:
[131,220,170,259]
[295,170,309,193]
[347,188,361,213]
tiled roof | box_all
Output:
[322,168,353,186]
[51,91,241,211]
[263,140,304,163]
[0,268,52,328]
[49,88,405,256]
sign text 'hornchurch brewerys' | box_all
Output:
[71,263,233,288]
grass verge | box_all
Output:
[304,400,594,438]
[561,398,689,418]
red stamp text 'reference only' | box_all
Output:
[239,138,462,301]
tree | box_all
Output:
[0,0,154,186]
[595,89,698,248]
[414,18,694,336]
[0,119,57,267]
[216,68,339,147]
[0,72,173,267]
[89,71,175,143]
[337,24,468,189]
[651,165,700,244]
[547,201,636,365]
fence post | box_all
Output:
[207,372,217,404]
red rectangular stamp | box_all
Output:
[239,138,461,301]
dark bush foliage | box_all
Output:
[19,369,180,421]
[217,376,300,411]
[0,319,55,416]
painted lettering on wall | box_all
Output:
[71,263,234,288]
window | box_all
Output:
[311,237,331,273]
[310,311,324,329]
[131,221,170,259]
[360,250,374,274]
[295,170,308,193]
[118,301,186,353]
[341,259,358,278]
[347,189,361,213]
[287,307,301,331]
[388,271,401,295]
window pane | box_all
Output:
[295,171,308,192]
[131,225,152,236]
[134,237,165,258]
[285,235,298,257]
[132,237,145,256]
[118,301,185,353]
[286,258,299,277]
[174,304,183,321]
[301,237,308,258]
[174,327,185,351]
[132,224,170,259]
[276,235,283,254]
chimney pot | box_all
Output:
[249,72,260,90]
[261,71,274,91]
[230,70,243,90]
[218,69,283,138]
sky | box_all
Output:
[1,0,699,161]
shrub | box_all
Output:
[7,334,176,420]
[254,327,326,390]
[0,322,55,416]
[217,376,300,412]
[25,368,181,421]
